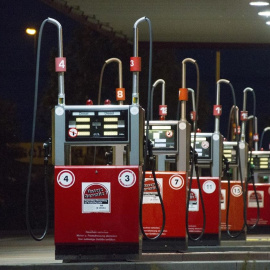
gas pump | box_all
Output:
[221,86,257,240]
[28,17,148,261]
[238,87,260,233]
[142,78,187,252]
[251,127,270,183]
[247,126,270,233]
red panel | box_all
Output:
[221,181,245,231]
[188,177,220,234]
[247,183,270,226]
[142,171,186,238]
[54,166,141,244]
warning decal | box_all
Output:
[143,178,163,204]
[221,189,226,210]
[82,183,110,213]
[248,190,264,208]
[188,189,199,212]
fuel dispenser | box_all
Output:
[251,127,270,183]
[220,85,249,241]
[52,15,150,259]
[247,126,270,233]
[188,80,234,246]
[142,78,187,252]
[28,17,148,261]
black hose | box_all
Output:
[185,62,206,241]
[26,19,50,241]
[139,17,166,240]
[225,82,246,238]
[245,90,260,230]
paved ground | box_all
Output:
[1,232,270,269]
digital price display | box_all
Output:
[223,142,238,164]
[146,121,178,153]
[65,107,129,142]
[250,151,270,169]
[191,133,212,161]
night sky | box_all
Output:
[1,1,270,147]
[0,0,79,141]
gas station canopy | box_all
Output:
[41,0,270,44]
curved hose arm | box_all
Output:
[214,79,231,134]
[150,79,165,120]
[46,18,65,105]
[241,87,255,142]
[259,127,270,150]
[98,58,123,105]
[180,58,197,121]
[105,58,123,88]
[132,16,147,105]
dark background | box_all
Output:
[1,0,270,231]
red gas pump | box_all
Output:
[54,166,141,260]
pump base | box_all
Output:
[188,233,220,246]
[55,243,140,261]
[221,231,246,241]
[142,238,187,253]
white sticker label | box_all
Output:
[57,170,75,188]
[130,106,139,115]
[169,174,184,190]
[213,134,220,141]
[143,178,163,204]
[179,122,186,130]
[231,184,242,197]
[55,106,64,116]
[239,142,245,150]
[118,169,136,188]
[203,180,216,194]
[221,189,226,210]
[188,189,199,212]
[82,182,110,213]
[201,141,209,149]
[248,190,264,208]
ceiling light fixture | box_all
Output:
[258,10,270,16]
[266,21,270,24]
[250,1,269,6]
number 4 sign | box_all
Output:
[55,57,66,72]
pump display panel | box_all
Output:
[65,106,129,142]
[223,141,238,164]
[250,151,270,170]
[191,133,212,161]
[146,121,178,153]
